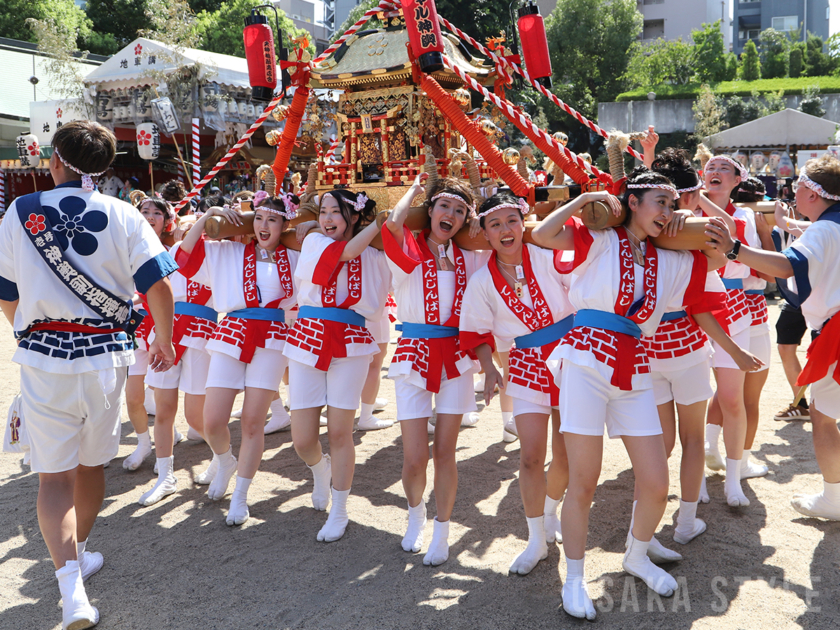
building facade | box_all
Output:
[733,0,831,54]
[274,0,331,54]
[638,0,733,50]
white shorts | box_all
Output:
[749,324,771,373]
[559,362,661,438]
[145,347,211,395]
[367,314,390,345]
[711,326,751,370]
[20,365,126,473]
[128,348,149,377]
[513,397,558,419]
[393,372,476,420]
[651,359,713,406]
[288,356,370,411]
[205,347,287,391]
[811,362,840,419]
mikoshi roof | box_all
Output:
[704,108,840,148]
[310,27,492,89]
[83,38,251,91]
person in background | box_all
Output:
[99,168,124,198]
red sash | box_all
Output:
[612,227,658,390]
[171,281,213,364]
[488,245,553,332]
[797,312,840,388]
[412,232,468,392]
[238,242,294,363]
[314,253,363,370]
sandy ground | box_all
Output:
[1,299,839,629]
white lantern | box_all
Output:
[247,102,256,118]
[136,123,160,160]
[237,100,248,117]
[16,134,39,169]
[96,94,113,122]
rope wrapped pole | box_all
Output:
[271,82,312,184]
[438,16,644,163]
[324,137,341,163]
[191,118,201,188]
[419,73,531,198]
[443,57,610,186]
[176,159,185,185]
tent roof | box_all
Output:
[704,109,839,148]
[83,38,251,90]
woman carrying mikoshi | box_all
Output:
[284,189,391,543]
[531,166,726,620]
[177,193,301,526]
[459,192,573,576]
[382,175,489,566]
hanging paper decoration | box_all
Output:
[136,123,161,161]
[151,97,181,135]
[16,134,40,169]
[401,0,445,73]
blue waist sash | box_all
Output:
[514,314,575,349]
[573,309,641,339]
[138,309,149,317]
[661,310,687,322]
[722,278,744,290]
[298,305,365,327]
[174,302,219,322]
[398,322,459,339]
[744,289,764,295]
[227,307,285,322]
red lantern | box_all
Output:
[243,8,277,102]
[517,0,552,89]
[401,0,445,74]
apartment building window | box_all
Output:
[739,29,760,40]
[643,19,665,40]
[771,16,798,31]
[643,0,664,5]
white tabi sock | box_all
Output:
[317,488,350,542]
[626,500,682,563]
[544,495,562,543]
[402,501,427,553]
[308,453,332,511]
[194,452,220,485]
[740,450,769,479]
[207,448,237,501]
[791,480,840,520]
[623,534,678,596]
[509,515,549,575]
[227,475,252,526]
[423,517,450,566]
[123,430,152,471]
[562,555,596,620]
[56,560,99,630]
[724,457,750,506]
[673,499,706,544]
[139,456,177,506]
[502,411,517,443]
[704,424,724,471]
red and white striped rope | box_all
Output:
[438,16,644,163]
[443,56,612,185]
[176,158,185,185]
[173,1,392,214]
[191,118,201,188]
[314,0,397,64]
[324,137,341,163]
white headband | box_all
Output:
[706,155,748,180]
[431,191,476,216]
[476,198,529,220]
[798,173,840,201]
[257,191,298,220]
[627,183,678,197]
[352,192,369,212]
[676,181,703,194]
[54,149,106,192]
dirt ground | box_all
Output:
[1,299,838,629]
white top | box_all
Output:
[785,220,840,330]
[99,175,124,198]
[0,185,176,373]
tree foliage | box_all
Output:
[789,43,804,78]
[723,53,739,81]
[692,83,727,144]
[0,0,91,47]
[758,28,789,78]
[741,40,761,81]
[195,0,313,58]
[723,89,784,127]
[799,84,825,117]
[692,20,727,83]
[804,34,835,77]
[623,38,693,88]
[84,0,148,53]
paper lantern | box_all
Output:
[401,0,445,73]
[243,8,278,102]
[96,94,113,122]
[517,1,552,89]
[15,134,39,169]
[136,123,161,161]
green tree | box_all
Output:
[799,84,825,117]
[789,42,805,77]
[84,0,148,51]
[740,39,761,81]
[195,0,313,58]
[692,83,727,144]
[0,0,91,46]
[723,52,739,81]
[623,37,694,88]
[758,28,790,78]
[804,34,835,76]
[691,20,727,83]
[544,0,641,149]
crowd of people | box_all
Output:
[2,119,840,629]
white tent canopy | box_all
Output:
[83,38,251,91]
[704,108,839,149]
